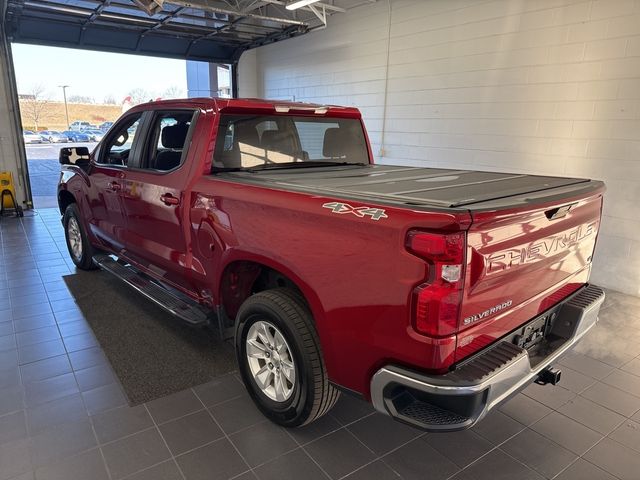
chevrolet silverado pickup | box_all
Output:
[57,98,605,431]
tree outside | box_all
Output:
[22,83,50,130]
[163,85,185,99]
[127,87,152,105]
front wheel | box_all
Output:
[63,203,98,270]
[235,288,339,427]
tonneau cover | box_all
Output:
[221,164,598,210]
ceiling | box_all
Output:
[2,0,374,63]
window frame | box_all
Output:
[94,111,147,169]
[131,108,199,175]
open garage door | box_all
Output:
[3,0,370,62]
[0,0,371,209]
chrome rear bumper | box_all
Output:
[370,285,605,432]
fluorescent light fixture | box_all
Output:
[286,0,321,10]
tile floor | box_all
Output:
[1,209,640,480]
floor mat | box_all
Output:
[64,270,236,405]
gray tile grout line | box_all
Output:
[291,448,333,480]
[553,436,625,480]
[341,412,421,479]
[191,386,257,479]
[158,401,386,480]
[441,402,565,480]
[334,430,427,480]
[513,397,608,480]
[142,402,188,480]
[443,394,630,480]
[279,417,334,480]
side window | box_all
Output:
[143,111,195,172]
[100,114,142,166]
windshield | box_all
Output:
[212,114,369,171]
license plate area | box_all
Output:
[512,310,557,351]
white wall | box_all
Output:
[238,0,640,297]
[238,49,258,99]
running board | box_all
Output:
[93,254,220,331]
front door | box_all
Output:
[118,109,199,294]
[87,112,144,251]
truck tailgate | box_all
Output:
[455,189,604,363]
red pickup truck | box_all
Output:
[57,98,605,432]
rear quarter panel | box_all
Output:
[189,176,471,396]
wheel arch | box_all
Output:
[217,255,325,331]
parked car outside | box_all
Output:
[40,130,68,143]
[22,130,45,144]
[98,122,113,131]
[62,130,92,143]
[69,121,94,131]
[84,129,105,142]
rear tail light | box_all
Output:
[406,231,466,337]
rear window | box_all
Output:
[213,114,369,170]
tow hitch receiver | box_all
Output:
[537,366,562,385]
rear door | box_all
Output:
[118,108,199,294]
[455,190,604,361]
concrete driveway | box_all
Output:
[26,142,96,208]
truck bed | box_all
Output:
[218,164,602,211]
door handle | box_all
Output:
[108,181,121,191]
[160,193,180,206]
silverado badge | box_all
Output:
[322,202,388,221]
[463,300,513,326]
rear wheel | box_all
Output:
[235,288,339,427]
[63,203,97,270]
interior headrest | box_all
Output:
[161,123,189,149]
[234,122,260,148]
[261,130,295,154]
[323,128,348,157]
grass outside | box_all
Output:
[20,100,123,131]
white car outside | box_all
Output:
[23,131,44,144]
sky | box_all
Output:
[12,43,188,104]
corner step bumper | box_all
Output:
[370,284,605,432]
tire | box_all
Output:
[63,203,98,270]
[235,288,340,427]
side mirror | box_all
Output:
[59,147,90,166]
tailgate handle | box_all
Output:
[545,203,574,220]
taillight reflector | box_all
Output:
[406,231,466,338]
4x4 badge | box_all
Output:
[322,202,388,221]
